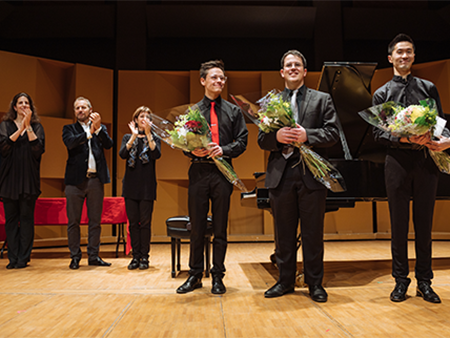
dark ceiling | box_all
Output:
[1,0,450,71]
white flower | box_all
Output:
[261,116,271,126]
[177,127,187,138]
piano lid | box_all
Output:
[317,62,384,162]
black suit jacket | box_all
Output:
[63,122,113,185]
[258,87,339,190]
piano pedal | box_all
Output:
[295,271,306,288]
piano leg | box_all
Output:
[372,201,378,233]
[176,238,181,273]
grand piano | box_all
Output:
[240,62,450,232]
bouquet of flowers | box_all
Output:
[359,98,439,137]
[151,105,248,192]
[358,98,450,174]
[257,92,295,133]
[168,107,210,151]
[231,90,346,193]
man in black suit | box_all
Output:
[176,60,248,294]
[258,50,339,301]
[63,97,114,269]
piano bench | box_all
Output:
[166,215,213,278]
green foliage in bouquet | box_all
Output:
[360,98,438,137]
[168,106,211,151]
[258,91,296,133]
[414,99,438,128]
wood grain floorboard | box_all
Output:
[0,241,449,337]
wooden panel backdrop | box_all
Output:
[1,49,450,246]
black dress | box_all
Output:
[0,120,45,267]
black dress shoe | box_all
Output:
[390,281,409,302]
[88,256,111,266]
[127,258,139,270]
[309,285,328,303]
[417,281,441,304]
[139,258,149,270]
[211,275,226,294]
[6,262,16,269]
[264,283,295,298]
[69,258,80,270]
[16,260,29,269]
[176,275,203,294]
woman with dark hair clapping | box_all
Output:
[0,93,45,269]
[119,106,160,270]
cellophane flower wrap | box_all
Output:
[232,90,346,193]
[151,106,248,192]
[358,98,450,174]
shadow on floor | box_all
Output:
[241,257,450,289]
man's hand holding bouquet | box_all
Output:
[151,105,248,192]
[232,90,346,193]
[359,98,450,173]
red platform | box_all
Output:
[0,197,130,257]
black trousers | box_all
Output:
[188,163,233,277]
[65,177,104,260]
[125,198,154,260]
[3,196,37,265]
[269,162,327,287]
[385,149,439,284]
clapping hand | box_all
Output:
[143,119,152,135]
[89,112,102,134]
[22,107,32,131]
[128,121,138,136]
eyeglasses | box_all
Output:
[209,75,227,82]
[284,62,303,69]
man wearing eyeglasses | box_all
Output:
[176,60,248,295]
[258,50,339,301]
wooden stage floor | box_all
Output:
[1,240,450,337]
